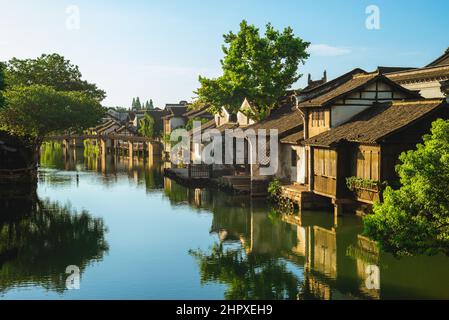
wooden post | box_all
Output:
[128,141,133,159]
[333,199,343,228]
[147,142,152,158]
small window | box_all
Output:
[291,150,298,167]
[312,110,325,127]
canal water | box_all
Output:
[1,143,449,300]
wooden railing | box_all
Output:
[314,175,337,197]
[188,164,212,179]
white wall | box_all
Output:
[399,80,445,98]
[294,146,306,184]
[331,105,372,127]
[215,108,230,127]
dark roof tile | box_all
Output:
[305,99,447,147]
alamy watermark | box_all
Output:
[170,121,279,176]
[65,5,81,31]
[366,5,380,30]
[365,265,380,290]
[66,265,80,290]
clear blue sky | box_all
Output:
[0,0,447,108]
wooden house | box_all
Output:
[162,104,189,155]
[285,69,421,192]
[243,96,303,182]
[305,99,449,208]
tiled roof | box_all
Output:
[183,105,214,119]
[281,130,305,145]
[296,68,367,104]
[305,99,447,147]
[298,72,420,108]
[163,106,188,119]
[386,65,449,83]
[426,47,449,67]
[189,119,217,137]
[246,98,303,138]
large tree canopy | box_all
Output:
[0,85,104,139]
[5,53,106,101]
[364,119,449,256]
[195,20,309,119]
[0,54,106,141]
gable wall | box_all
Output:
[398,80,445,98]
[330,81,411,128]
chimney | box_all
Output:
[308,74,312,85]
[323,70,327,83]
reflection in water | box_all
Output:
[1,142,448,299]
[0,185,109,294]
[39,143,164,192]
[180,183,449,300]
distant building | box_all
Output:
[386,46,449,98]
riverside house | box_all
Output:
[277,68,427,213]
[162,102,189,155]
[305,98,449,214]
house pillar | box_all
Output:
[128,141,134,158]
[308,146,314,192]
[332,198,343,227]
[100,139,107,155]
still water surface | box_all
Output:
[1,145,449,300]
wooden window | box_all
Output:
[357,150,365,179]
[314,149,336,178]
[314,149,321,175]
[356,148,380,181]
[371,151,379,181]
[364,151,371,180]
[329,150,336,178]
[312,111,325,127]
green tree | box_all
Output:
[1,85,104,139]
[5,53,106,101]
[364,119,449,256]
[135,97,142,110]
[0,85,104,168]
[0,54,106,172]
[138,112,155,138]
[195,20,309,119]
[144,100,154,110]
[132,97,136,109]
[0,62,5,107]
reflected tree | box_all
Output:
[0,191,109,293]
[190,243,301,300]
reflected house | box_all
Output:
[347,235,381,299]
[312,226,337,278]
[282,213,379,300]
